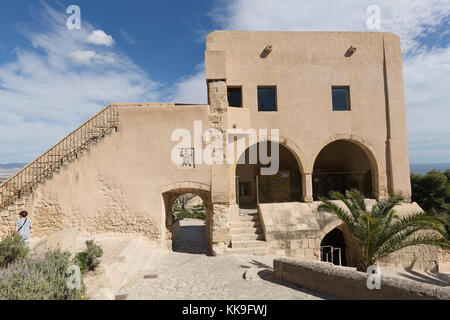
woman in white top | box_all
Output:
[14,210,32,247]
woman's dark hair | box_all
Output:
[19,211,28,218]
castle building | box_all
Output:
[1,31,441,271]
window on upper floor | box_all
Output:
[227,87,242,108]
[332,86,351,111]
[257,86,277,112]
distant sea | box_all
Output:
[410,163,450,175]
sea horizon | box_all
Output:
[410,163,450,175]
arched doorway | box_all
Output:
[235,141,302,209]
[171,193,207,254]
[320,228,347,266]
[161,185,212,255]
[313,140,375,199]
[320,224,363,268]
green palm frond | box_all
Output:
[318,197,355,231]
[346,189,367,213]
[327,191,361,222]
[376,233,450,262]
[318,190,450,271]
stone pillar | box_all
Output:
[208,81,232,255]
[302,173,313,203]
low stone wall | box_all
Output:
[438,249,450,264]
[274,257,450,300]
[258,201,440,272]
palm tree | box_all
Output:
[318,189,450,272]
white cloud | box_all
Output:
[171,66,207,104]
[212,0,450,54]
[86,29,114,47]
[120,29,137,45]
[70,50,116,64]
[202,0,450,163]
[403,47,450,162]
[0,4,159,163]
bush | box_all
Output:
[411,170,450,212]
[0,233,28,268]
[176,209,206,221]
[0,250,85,300]
[75,240,103,273]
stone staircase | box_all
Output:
[0,104,119,213]
[226,209,267,256]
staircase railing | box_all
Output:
[0,104,119,210]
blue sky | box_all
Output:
[0,0,449,164]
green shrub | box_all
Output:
[0,233,28,268]
[75,240,103,273]
[0,249,85,300]
[176,209,206,221]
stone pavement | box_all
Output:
[120,219,330,300]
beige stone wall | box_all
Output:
[206,31,412,200]
[379,246,439,272]
[274,257,450,300]
[438,249,450,264]
[258,201,441,272]
[1,104,212,244]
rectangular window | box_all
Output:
[332,86,350,111]
[227,87,242,108]
[258,86,277,112]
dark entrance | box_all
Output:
[320,228,347,266]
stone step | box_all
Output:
[110,237,146,292]
[234,215,260,222]
[231,233,264,241]
[225,247,267,256]
[230,221,261,228]
[231,240,267,249]
[239,209,258,215]
[230,227,263,235]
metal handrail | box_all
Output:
[0,104,119,209]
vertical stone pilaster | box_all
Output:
[207,81,232,255]
[302,173,313,203]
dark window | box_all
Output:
[332,86,350,111]
[227,87,242,108]
[258,86,277,111]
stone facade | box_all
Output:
[1,31,446,271]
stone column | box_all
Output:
[302,173,313,203]
[208,81,232,255]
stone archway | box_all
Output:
[312,138,381,200]
[319,220,363,268]
[234,138,305,208]
[160,182,213,254]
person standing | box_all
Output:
[14,210,32,247]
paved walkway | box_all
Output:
[120,219,329,300]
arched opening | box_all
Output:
[320,224,363,268]
[235,141,302,209]
[313,140,375,199]
[320,228,347,266]
[171,193,206,254]
[162,187,212,255]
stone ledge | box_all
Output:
[274,257,450,300]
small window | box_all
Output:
[258,86,277,112]
[227,87,242,108]
[332,86,350,111]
